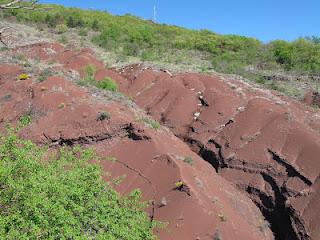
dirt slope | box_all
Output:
[0,42,274,240]
[110,65,320,240]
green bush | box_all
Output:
[56,24,68,34]
[0,128,159,239]
[97,77,118,91]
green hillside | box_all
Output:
[2,3,320,95]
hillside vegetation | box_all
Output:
[1,3,320,96]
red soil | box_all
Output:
[114,64,320,240]
[0,43,275,240]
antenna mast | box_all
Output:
[153,0,157,22]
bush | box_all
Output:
[97,77,118,91]
[56,24,68,34]
[0,129,159,239]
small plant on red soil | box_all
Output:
[218,213,227,222]
[97,111,110,121]
[97,77,118,92]
[58,102,65,109]
[183,156,194,165]
[139,117,161,130]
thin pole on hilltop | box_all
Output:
[153,0,157,22]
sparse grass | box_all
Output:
[183,156,194,165]
[13,53,26,62]
[113,174,127,186]
[139,117,161,130]
[106,156,117,162]
[1,94,12,102]
[37,68,53,82]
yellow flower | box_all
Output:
[175,181,184,188]
[18,73,29,80]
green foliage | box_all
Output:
[183,156,194,166]
[80,64,96,85]
[78,28,88,36]
[56,23,68,34]
[97,77,118,92]
[305,36,320,44]
[0,129,159,239]
[18,115,32,128]
[4,3,320,76]
[80,65,118,92]
[37,68,53,82]
[139,118,161,130]
[97,111,110,121]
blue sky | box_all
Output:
[40,0,319,42]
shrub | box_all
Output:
[97,77,118,91]
[97,111,110,121]
[56,24,68,34]
[0,129,159,239]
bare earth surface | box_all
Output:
[114,64,320,240]
[0,42,276,240]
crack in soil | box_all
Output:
[43,123,150,147]
[184,135,310,240]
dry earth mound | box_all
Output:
[0,42,274,240]
[112,64,320,240]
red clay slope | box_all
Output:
[0,43,273,240]
[111,64,320,240]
